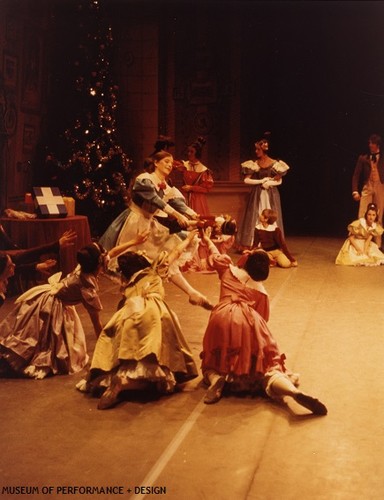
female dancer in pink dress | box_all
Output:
[176,137,214,215]
[200,228,327,416]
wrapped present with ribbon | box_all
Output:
[32,187,68,218]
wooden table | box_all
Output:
[0,215,92,276]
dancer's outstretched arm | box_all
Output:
[167,229,199,266]
[201,227,220,256]
[108,230,150,259]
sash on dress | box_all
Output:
[15,272,63,303]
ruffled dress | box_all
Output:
[88,251,198,394]
[100,172,197,275]
[182,233,235,273]
[201,254,293,395]
[335,218,384,266]
[0,270,100,378]
[236,159,289,249]
[179,161,214,215]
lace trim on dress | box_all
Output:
[229,264,268,293]
[255,222,278,231]
[359,218,376,231]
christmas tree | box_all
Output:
[43,0,132,237]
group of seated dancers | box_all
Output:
[0,150,328,416]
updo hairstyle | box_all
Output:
[77,243,106,273]
[145,150,173,173]
[365,202,379,222]
[221,218,237,235]
[255,131,272,152]
[117,252,151,281]
[189,137,206,159]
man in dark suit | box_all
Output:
[352,134,384,246]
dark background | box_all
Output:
[223,0,384,236]
[47,0,384,237]
[237,0,384,236]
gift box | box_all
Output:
[63,196,76,216]
[33,187,68,218]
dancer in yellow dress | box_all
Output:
[79,230,199,409]
[336,203,384,266]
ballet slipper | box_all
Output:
[189,293,214,311]
[75,379,90,393]
[97,376,122,410]
[33,368,50,380]
[293,392,327,416]
[23,365,50,379]
[204,376,226,404]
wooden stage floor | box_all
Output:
[1,236,384,500]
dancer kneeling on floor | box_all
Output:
[247,208,297,268]
[77,230,199,410]
[200,227,327,416]
[0,233,149,379]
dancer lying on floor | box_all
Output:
[0,232,148,379]
[200,228,327,416]
[76,229,199,410]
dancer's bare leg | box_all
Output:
[170,271,214,310]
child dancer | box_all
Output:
[336,203,384,266]
[0,254,15,307]
[181,215,237,272]
[248,208,297,268]
[0,233,148,379]
[78,230,200,410]
[200,228,327,416]
[0,229,78,299]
